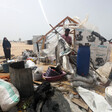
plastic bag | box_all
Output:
[25,60,37,69]
[33,67,43,81]
[62,56,74,74]
[77,87,112,112]
[96,62,112,83]
[105,86,112,107]
[0,79,20,111]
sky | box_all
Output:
[0,0,112,41]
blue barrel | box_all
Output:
[77,45,90,76]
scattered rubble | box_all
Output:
[0,16,112,112]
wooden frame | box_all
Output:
[37,16,78,50]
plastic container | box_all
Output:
[2,63,9,73]
[45,67,62,77]
[77,45,90,76]
[42,72,66,82]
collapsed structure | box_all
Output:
[35,16,111,68]
[0,16,112,112]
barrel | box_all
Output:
[9,61,34,98]
[77,45,90,76]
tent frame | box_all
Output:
[37,16,78,50]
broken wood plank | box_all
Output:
[88,108,93,112]
[33,81,42,84]
[72,98,88,110]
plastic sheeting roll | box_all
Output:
[105,86,112,106]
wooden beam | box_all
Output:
[68,24,77,26]
[70,33,74,34]
[41,36,46,50]
[45,16,68,36]
[37,35,45,43]
[37,17,68,43]
[88,108,93,112]
[59,25,65,27]
[73,30,75,48]
[68,18,72,23]
[70,30,74,33]
[72,98,88,110]
[67,16,79,24]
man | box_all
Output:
[62,28,72,46]
[55,28,72,64]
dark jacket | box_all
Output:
[3,39,11,49]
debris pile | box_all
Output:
[18,49,37,62]
[0,16,112,112]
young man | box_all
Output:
[62,28,72,46]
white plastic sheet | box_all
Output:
[25,60,36,69]
[62,56,74,74]
[77,87,112,112]
[105,86,112,107]
[42,34,59,57]
[96,62,112,83]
